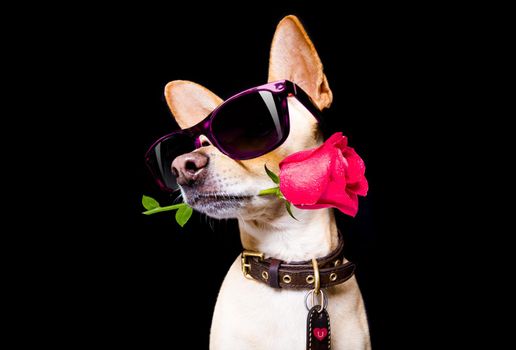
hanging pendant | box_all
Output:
[306,287,330,349]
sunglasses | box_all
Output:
[145,80,323,192]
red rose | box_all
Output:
[279,132,368,217]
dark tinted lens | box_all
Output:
[211,90,286,159]
[145,133,195,191]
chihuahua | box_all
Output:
[161,15,370,349]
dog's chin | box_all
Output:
[182,191,256,219]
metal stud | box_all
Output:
[262,271,269,280]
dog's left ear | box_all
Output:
[268,15,333,110]
[164,80,223,129]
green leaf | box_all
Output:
[264,164,280,184]
[175,204,193,227]
[285,201,298,221]
[142,195,160,210]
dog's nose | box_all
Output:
[171,152,209,186]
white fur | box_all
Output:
[166,15,371,349]
[198,100,371,349]
[209,206,370,349]
[175,97,371,350]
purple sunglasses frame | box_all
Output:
[145,79,323,191]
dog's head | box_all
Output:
[165,16,333,219]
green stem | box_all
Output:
[142,203,185,215]
[258,187,280,196]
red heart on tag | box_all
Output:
[313,327,328,341]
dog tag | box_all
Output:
[306,305,331,350]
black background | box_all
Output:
[119,7,425,348]
[30,3,482,349]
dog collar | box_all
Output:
[240,231,355,290]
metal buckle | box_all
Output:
[241,250,264,279]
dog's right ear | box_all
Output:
[165,80,223,129]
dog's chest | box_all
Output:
[210,258,308,348]
[210,257,368,349]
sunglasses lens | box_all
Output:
[145,133,195,191]
[211,90,287,159]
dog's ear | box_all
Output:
[268,15,333,110]
[165,80,223,129]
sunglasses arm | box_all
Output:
[289,82,325,123]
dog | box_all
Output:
[163,15,370,349]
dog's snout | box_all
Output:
[171,152,209,186]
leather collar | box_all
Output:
[241,232,355,289]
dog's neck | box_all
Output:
[238,208,339,262]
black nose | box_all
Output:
[171,152,209,186]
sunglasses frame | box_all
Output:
[145,79,323,191]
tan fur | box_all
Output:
[165,15,370,349]
[164,80,223,129]
[268,15,333,110]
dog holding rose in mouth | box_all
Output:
[144,15,370,350]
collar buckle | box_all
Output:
[241,250,264,279]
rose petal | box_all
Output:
[323,132,347,147]
[279,134,345,205]
[279,132,367,217]
[279,132,344,167]
[280,149,331,205]
[347,179,369,197]
[333,134,348,150]
[319,155,359,216]
[294,192,358,217]
[279,148,316,165]
[342,147,366,182]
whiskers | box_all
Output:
[174,189,247,231]
[199,212,232,233]
[171,191,184,204]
